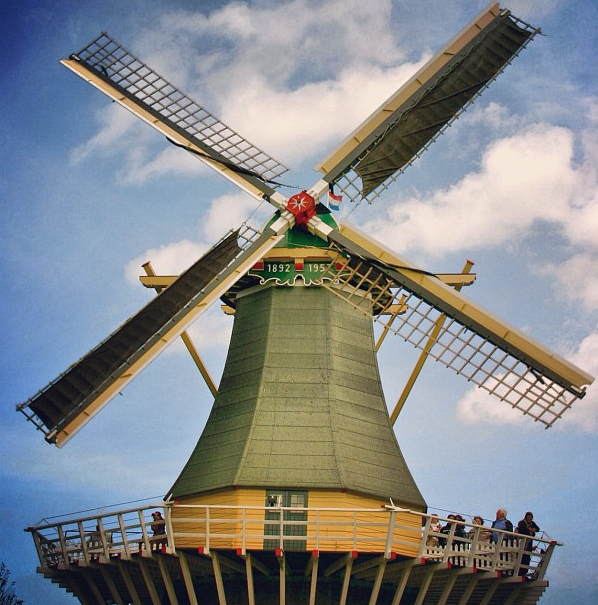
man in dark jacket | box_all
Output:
[517,512,540,576]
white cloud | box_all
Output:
[365,122,583,255]
[117,146,206,185]
[201,191,272,238]
[508,0,559,19]
[541,253,598,310]
[457,388,526,427]
[456,325,598,433]
[125,239,207,285]
[123,190,267,286]
[69,104,140,164]
[218,62,425,164]
[185,307,234,353]
[68,0,425,180]
[560,326,598,433]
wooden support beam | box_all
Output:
[118,562,142,605]
[353,554,388,577]
[478,580,499,605]
[390,561,415,605]
[390,259,474,424]
[137,558,162,605]
[437,571,459,605]
[70,572,101,605]
[212,551,228,605]
[100,566,126,605]
[456,574,480,605]
[157,554,180,605]
[237,548,270,576]
[368,558,388,605]
[277,550,286,605]
[179,551,200,605]
[337,554,356,605]
[306,551,319,605]
[244,552,256,605]
[324,552,357,577]
[503,584,524,605]
[413,565,437,605]
[142,261,219,397]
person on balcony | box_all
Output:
[151,511,165,536]
[468,515,491,542]
[439,514,466,546]
[517,512,540,576]
[150,510,167,550]
[426,515,442,546]
[491,508,513,543]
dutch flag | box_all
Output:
[328,190,343,211]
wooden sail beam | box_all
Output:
[389,259,475,424]
[315,3,503,177]
[142,261,218,398]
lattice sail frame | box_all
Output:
[71,32,289,183]
[17,222,285,446]
[319,248,583,428]
[320,9,540,206]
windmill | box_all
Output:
[18,4,594,605]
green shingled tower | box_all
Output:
[169,218,426,511]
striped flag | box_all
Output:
[328,190,343,211]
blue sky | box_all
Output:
[1,1,597,603]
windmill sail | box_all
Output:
[17,225,287,446]
[321,224,593,427]
[61,32,289,208]
[315,3,539,203]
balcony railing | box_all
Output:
[25,502,559,581]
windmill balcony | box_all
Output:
[26,502,558,581]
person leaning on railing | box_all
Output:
[516,512,540,576]
[491,508,513,543]
[151,511,165,536]
[426,515,442,546]
[468,515,492,542]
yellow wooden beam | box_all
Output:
[315,3,501,175]
[52,230,286,447]
[389,260,474,425]
[142,262,218,398]
[60,57,288,211]
[339,222,593,390]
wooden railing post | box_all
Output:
[534,541,557,580]
[385,510,397,558]
[164,506,175,554]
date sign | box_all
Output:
[249,258,339,286]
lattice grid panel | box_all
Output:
[329,13,538,206]
[73,33,288,183]
[17,223,265,439]
[319,252,579,427]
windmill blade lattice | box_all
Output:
[316,5,539,205]
[17,223,287,446]
[321,225,591,428]
[62,32,289,204]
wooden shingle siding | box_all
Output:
[169,285,425,510]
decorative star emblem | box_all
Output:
[286,191,316,225]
